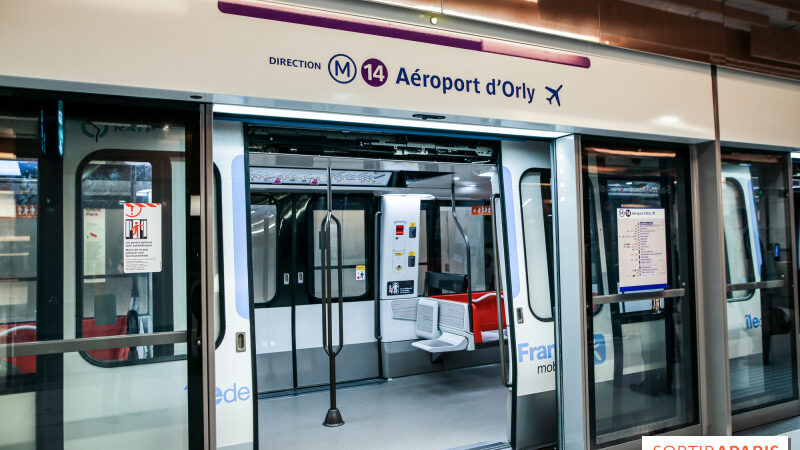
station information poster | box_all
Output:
[123,203,162,273]
[83,208,106,276]
[617,208,668,292]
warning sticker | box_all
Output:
[355,264,366,281]
[471,205,491,215]
[123,203,162,273]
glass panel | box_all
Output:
[583,143,697,446]
[312,201,368,299]
[66,107,191,448]
[520,170,554,320]
[0,109,40,448]
[250,196,278,305]
[79,156,186,363]
[438,205,492,292]
[723,154,798,413]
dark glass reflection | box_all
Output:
[583,142,698,447]
[723,153,798,413]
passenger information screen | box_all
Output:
[617,208,668,293]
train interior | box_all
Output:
[245,124,514,449]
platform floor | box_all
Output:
[257,364,508,450]
[736,416,800,449]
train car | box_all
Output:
[0,1,798,450]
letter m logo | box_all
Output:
[335,60,351,77]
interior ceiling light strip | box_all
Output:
[213,104,568,139]
[217,0,591,68]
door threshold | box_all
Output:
[258,378,387,400]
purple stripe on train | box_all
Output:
[218,0,591,69]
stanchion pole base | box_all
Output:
[323,408,345,427]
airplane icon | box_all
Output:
[545,84,563,106]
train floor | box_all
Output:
[257,364,508,450]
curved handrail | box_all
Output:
[0,325,36,339]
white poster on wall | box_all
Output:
[84,208,106,276]
[617,208,668,292]
[123,203,162,273]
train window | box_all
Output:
[438,204,493,292]
[213,165,225,347]
[417,207,429,288]
[77,151,187,366]
[722,180,755,300]
[519,170,555,320]
[250,195,278,305]
[0,110,40,392]
[311,196,369,300]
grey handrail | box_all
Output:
[0,331,186,358]
[490,193,511,387]
[320,166,345,427]
[726,279,785,292]
[593,288,686,305]
[450,182,474,329]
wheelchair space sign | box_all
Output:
[123,203,162,273]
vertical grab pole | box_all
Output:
[322,165,345,427]
[451,182,474,330]
[490,193,511,387]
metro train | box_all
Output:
[1,112,787,449]
[0,1,798,450]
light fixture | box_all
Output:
[213,104,569,139]
[430,16,438,25]
[382,193,435,200]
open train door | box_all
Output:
[499,139,560,449]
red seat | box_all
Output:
[432,291,506,344]
[0,323,37,374]
[81,317,129,361]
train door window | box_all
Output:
[0,109,39,393]
[310,195,370,300]
[722,153,798,414]
[417,205,429,289]
[250,194,278,305]
[583,142,698,446]
[77,152,186,364]
[213,165,225,346]
[438,203,493,291]
[722,180,755,300]
[520,170,554,320]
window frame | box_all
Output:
[75,149,186,368]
